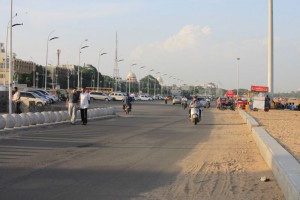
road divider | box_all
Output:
[0,107,116,131]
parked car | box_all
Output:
[90,92,112,101]
[20,92,47,107]
[35,89,58,103]
[27,90,52,104]
[109,92,125,101]
[139,95,152,101]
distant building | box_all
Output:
[0,43,36,85]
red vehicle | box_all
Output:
[217,97,235,110]
[216,97,228,109]
[236,98,248,109]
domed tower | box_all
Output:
[157,76,163,85]
[126,71,137,83]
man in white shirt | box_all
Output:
[79,87,90,125]
[12,87,22,114]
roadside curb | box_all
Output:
[239,109,300,200]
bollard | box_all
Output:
[11,114,23,127]
[2,114,16,128]
[0,115,7,129]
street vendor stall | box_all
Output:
[249,85,269,110]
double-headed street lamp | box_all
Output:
[147,69,154,95]
[114,59,124,91]
[139,66,146,94]
[45,31,59,90]
[161,73,167,95]
[4,12,17,86]
[154,72,160,96]
[78,39,88,89]
[97,50,107,91]
[129,63,137,94]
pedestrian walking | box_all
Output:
[79,87,90,125]
[66,87,79,125]
[12,87,22,114]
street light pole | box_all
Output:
[268,0,274,98]
[78,39,88,89]
[114,59,124,91]
[139,66,145,94]
[147,69,154,95]
[237,58,240,97]
[8,0,13,114]
[4,12,17,86]
[45,31,59,90]
[154,72,160,96]
[129,63,137,94]
[97,51,107,91]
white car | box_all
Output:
[139,95,152,100]
[109,92,126,101]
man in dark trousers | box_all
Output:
[12,87,22,114]
[66,87,79,125]
[79,87,90,125]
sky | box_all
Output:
[1,0,300,92]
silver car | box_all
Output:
[90,92,112,101]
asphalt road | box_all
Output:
[0,101,283,200]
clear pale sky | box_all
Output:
[1,0,299,92]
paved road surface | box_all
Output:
[0,101,283,200]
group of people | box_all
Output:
[66,87,90,125]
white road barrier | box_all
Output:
[0,107,116,130]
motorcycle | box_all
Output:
[182,101,187,110]
[124,103,131,115]
[190,107,201,125]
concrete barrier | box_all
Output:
[41,111,51,123]
[53,111,62,122]
[19,113,30,127]
[35,112,45,124]
[0,115,6,129]
[252,127,300,200]
[0,107,116,133]
[48,112,56,123]
[239,109,300,200]
[11,114,23,127]
[27,112,38,125]
[239,110,259,129]
[59,111,67,121]
[2,114,16,128]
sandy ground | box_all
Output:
[247,109,300,163]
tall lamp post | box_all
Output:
[154,72,160,96]
[147,69,154,95]
[129,63,137,94]
[35,72,39,88]
[114,59,124,91]
[138,66,146,94]
[268,0,274,98]
[78,39,88,89]
[97,50,107,91]
[4,12,18,86]
[237,57,240,97]
[45,31,59,90]
[161,73,167,96]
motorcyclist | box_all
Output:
[189,96,201,118]
[123,93,133,111]
[181,96,188,109]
